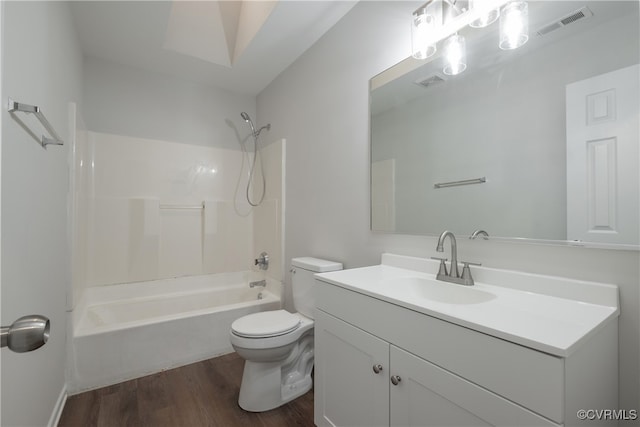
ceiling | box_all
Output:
[70,1,358,95]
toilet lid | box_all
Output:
[231,310,301,338]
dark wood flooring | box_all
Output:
[58,353,314,427]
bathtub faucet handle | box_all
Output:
[255,252,269,270]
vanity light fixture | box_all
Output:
[499,1,529,50]
[443,33,467,75]
[411,4,439,59]
[469,0,500,28]
[409,0,528,75]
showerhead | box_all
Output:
[241,112,256,137]
[241,112,270,138]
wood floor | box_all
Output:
[58,353,314,427]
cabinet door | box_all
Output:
[315,309,390,427]
[390,346,558,427]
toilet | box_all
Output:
[230,257,342,412]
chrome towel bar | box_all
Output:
[434,177,486,189]
[8,98,64,148]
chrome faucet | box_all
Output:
[436,230,459,278]
[433,230,480,286]
[249,280,266,288]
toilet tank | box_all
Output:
[291,257,342,319]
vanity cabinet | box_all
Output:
[314,278,618,427]
[315,309,557,427]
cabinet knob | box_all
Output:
[390,375,402,386]
[372,364,383,374]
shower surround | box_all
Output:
[69,109,285,390]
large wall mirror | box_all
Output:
[370,1,639,247]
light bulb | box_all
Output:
[443,34,466,76]
[411,8,437,60]
[499,1,529,50]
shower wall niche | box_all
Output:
[70,112,284,307]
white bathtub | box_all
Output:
[68,271,281,393]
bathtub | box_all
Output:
[68,271,281,393]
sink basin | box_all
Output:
[387,277,497,305]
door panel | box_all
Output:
[1,2,80,425]
[566,64,640,244]
[315,309,389,427]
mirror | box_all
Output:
[370,1,639,246]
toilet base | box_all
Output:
[237,334,314,412]
[238,361,312,412]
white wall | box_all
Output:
[257,0,639,417]
[82,56,255,150]
[1,1,83,425]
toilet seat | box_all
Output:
[231,310,301,338]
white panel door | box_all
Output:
[566,64,639,245]
[314,309,389,427]
[1,2,73,425]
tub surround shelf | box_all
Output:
[159,203,204,210]
[315,253,618,357]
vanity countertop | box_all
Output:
[315,254,619,357]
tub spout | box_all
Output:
[250,280,266,288]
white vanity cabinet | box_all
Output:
[314,273,618,427]
[315,309,558,427]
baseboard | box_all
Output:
[68,348,236,395]
[48,385,67,427]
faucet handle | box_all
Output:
[470,230,489,240]
[430,257,448,277]
[460,261,481,285]
[461,261,481,267]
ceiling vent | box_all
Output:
[536,6,594,36]
[414,74,447,89]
